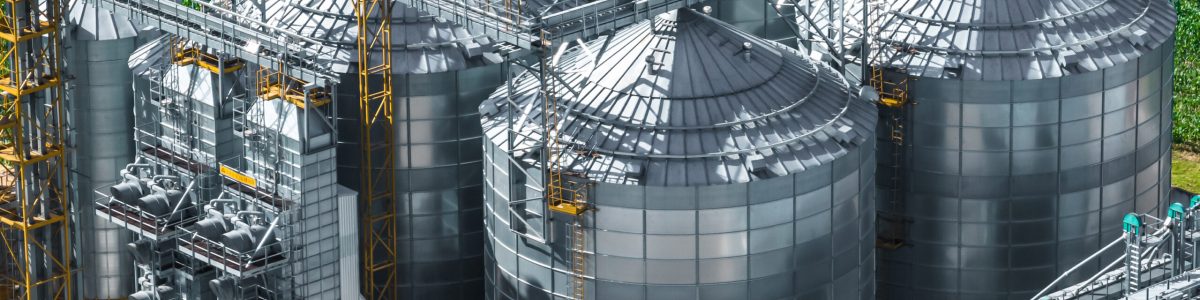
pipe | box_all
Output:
[1071,253,1128,298]
[124,163,152,171]
[1032,233,1128,300]
[236,210,264,221]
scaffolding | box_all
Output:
[0,0,71,298]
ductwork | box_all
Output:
[218,224,277,255]
[126,239,175,267]
[110,170,150,204]
[126,240,152,266]
[134,187,187,217]
[128,285,176,300]
[209,276,261,300]
[193,214,233,241]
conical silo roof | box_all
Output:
[249,0,499,75]
[68,0,139,41]
[481,8,876,186]
[866,0,1177,80]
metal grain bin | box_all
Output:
[269,1,503,298]
[858,0,1178,298]
[67,3,140,298]
[480,9,877,300]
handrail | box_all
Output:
[1031,233,1127,300]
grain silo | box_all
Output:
[267,1,503,298]
[481,8,876,300]
[67,2,141,298]
[708,0,795,46]
[857,0,1178,298]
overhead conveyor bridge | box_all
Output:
[402,0,704,50]
[85,0,343,85]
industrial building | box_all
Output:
[0,0,1178,299]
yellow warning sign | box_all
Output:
[220,164,257,187]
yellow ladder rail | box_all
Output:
[571,217,586,300]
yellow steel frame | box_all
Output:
[0,0,71,298]
[170,39,245,74]
[356,0,396,299]
[870,66,908,108]
[256,66,331,109]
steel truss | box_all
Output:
[0,0,71,298]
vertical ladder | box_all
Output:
[1123,214,1143,295]
[571,217,586,300]
[872,65,910,251]
[356,0,397,299]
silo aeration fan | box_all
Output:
[129,273,179,300]
[179,207,283,276]
[209,275,267,300]
[127,239,178,270]
[104,163,198,236]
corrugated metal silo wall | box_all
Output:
[708,0,795,47]
[336,64,503,299]
[70,34,137,299]
[482,137,878,300]
[876,38,1175,299]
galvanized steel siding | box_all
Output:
[877,37,1175,299]
[337,64,503,299]
[482,137,877,299]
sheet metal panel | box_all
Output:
[482,137,876,299]
[481,9,876,300]
[71,34,138,300]
[69,3,140,297]
[337,65,502,299]
[877,39,1175,299]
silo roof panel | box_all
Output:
[69,0,139,41]
[861,0,1176,80]
[481,9,877,186]
[245,0,496,75]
